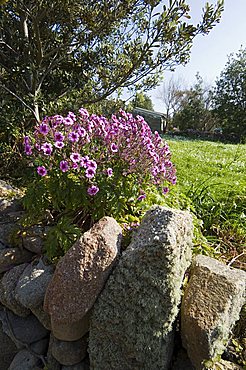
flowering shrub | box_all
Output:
[23,108,176,258]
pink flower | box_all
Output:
[60,160,69,172]
[111,143,118,152]
[54,131,64,142]
[106,168,113,177]
[137,194,146,201]
[79,108,89,118]
[87,160,97,170]
[163,187,169,195]
[41,142,53,155]
[54,141,64,149]
[64,117,74,126]
[87,185,99,196]
[68,131,79,143]
[78,127,86,137]
[85,167,96,179]
[70,152,81,163]
[24,144,32,155]
[80,156,89,168]
[37,166,47,176]
[39,123,49,135]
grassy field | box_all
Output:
[164,136,246,269]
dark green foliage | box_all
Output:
[213,48,246,140]
[0,0,223,130]
[172,74,217,131]
[127,92,154,111]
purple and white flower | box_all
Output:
[54,141,65,149]
[41,142,53,155]
[60,160,69,172]
[87,185,99,196]
[68,131,79,143]
[70,152,81,163]
[85,167,96,179]
[110,143,118,152]
[39,123,49,135]
[106,168,113,177]
[54,131,64,142]
[37,166,47,176]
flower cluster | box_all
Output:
[24,108,176,199]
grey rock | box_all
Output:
[181,255,246,370]
[0,221,18,247]
[8,349,43,370]
[0,248,34,273]
[51,333,88,366]
[22,236,44,254]
[0,198,23,216]
[31,305,51,330]
[0,263,30,317]
[30,337,49,355]
[15,258,54,309]
[15,225,49,255]
[0,309,49,347]
[89,206,193,370]
[0,180,21,198]
[0,319,18,370]
[44,217,122,341]
[46,339,62,370]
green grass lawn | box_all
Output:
[164,136,246,269]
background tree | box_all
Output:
[172,73,217,131]
[156,76,185,129]
[213,47,246,140]
[127,92,154,111]
[0,0,223,134]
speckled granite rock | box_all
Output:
[89,206,193,370]
[44,217,122,341]
[15,258,54,309]
[181,255,246,370]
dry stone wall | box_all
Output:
[0,181,245,370]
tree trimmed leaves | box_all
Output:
[0,0,223,129]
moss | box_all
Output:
[89,206,193,370]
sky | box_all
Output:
[150,0,246,113]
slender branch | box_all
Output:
[0,84,39,122]
[227,252,245,267]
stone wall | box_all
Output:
[0,181,245,370]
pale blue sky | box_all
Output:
[151,0,246,112]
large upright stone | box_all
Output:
[181,255,246,370]
[44,217,122,341]
[89,206,193,370]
